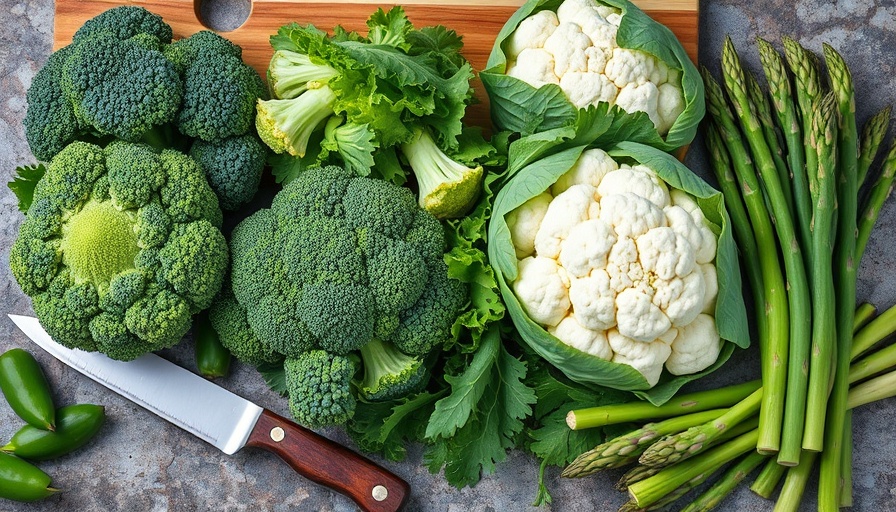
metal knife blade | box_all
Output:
[8,314,410,512]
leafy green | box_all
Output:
[348,391,445,461]
[479,0,703,152]
[8,163,46,212]
[257,362,288,396]
[488,142,749,405]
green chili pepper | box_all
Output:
[0,349,55,431]
[194,313,231,379]
[2,404,105,461]
[0,452,57,502]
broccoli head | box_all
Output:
[72,5,173,43]
[285,350,357,428]
[217,165,467,426]
[209,284,282,366]
[10,140,229,361]
[189,134,266,211]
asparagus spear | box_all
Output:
[617,463,662,491]
[852,297,896,358]
[745,70,796,215]
[774,451,817,512]
[750,457,787,499]
[679,451,768,512]
[704,65,789,455]
[562,409,727,477]
[722,37,812,459]
[802,93,839,453]
[566,380,760,430]
[858,105,892,187]
[638,389,762,467]
[758,38,813,257]
[856,140,896,262]
[819,43,860,512]
[854,302,877,333]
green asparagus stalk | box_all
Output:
[758,38,813,257]
[858,105,892,187]
[773,451,817,512]
[679,451,768,512]
[617,464,663,491]
[856,140,896,262]
[642,470,716,511]
[628,429,759,508]
[562,409,727,477]
[722,37,812,458]
[750,457,787,499]
[850,342,896,383]
[840,412,854,507]
[853,300,896,358]
[566,380,760,430]
[704,64,789,455]
[802,93,839,453]
[819,43,860,512]
[847,368,896,408]
[745,70,796,215]
[638,389,762,467]
[854,303,877,333]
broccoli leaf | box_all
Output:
[348,390,445,461]
[424,326,536,488]
[8,163,46,212]
[256,362,288,396]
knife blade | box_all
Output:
[8,314,410,512]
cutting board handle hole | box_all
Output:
[195,0,252,32]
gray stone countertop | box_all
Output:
[3,1,896,511]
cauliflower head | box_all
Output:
[502,0,685,135]
[507,149,721,386]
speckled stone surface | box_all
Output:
[2,1,896,511]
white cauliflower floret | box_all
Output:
[670,190,717,264]
[700,263,718,314]
[560,219,616,278]
[605,236,643,292]
[506,192,553,259]
[585,47,610,74]
[665,205,706,258]
[569,270,617,330]
[557,0,602,25]
[606,12,622,26]
[552,148,619,195]
[507,48,560,87]
[665,314,721,375]
[608,329,672,387]
[505,10,560,59]
[513,256,571,327]
[559,72,619,109]
[615,82,663,131]
[534,184,600,258]
[579,14,618,50]
[599,192,666,239]
[549,315,613,360]
[597,165,670,208]
[657,82,685,134]
[543,22,594,76]
[653,270,706,327]
[615,285,671,342]
[605,48,662,88]
[636,226,696,280]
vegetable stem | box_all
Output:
[852,301,896,359]
[857,105,892,187]
[856,141,896,263]
[679,451,768,512]
[750,457,787,499]
[854,303,877,333]
[773,451,817,512]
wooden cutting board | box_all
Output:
[53,0,698,130]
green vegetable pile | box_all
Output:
[23,6,267,211]
[0,349,105,503]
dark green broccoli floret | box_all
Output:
[72,5,173,44]
[221,164,467,426]
[189,134,266,211]
[22,47,81,162]
[358,337,427,401]
[162,29,242,73]
[9,140,228,361]
[209,286,282,366]
[285,350,357,428]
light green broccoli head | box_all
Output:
[10,141,229,361]
[220,165,468,425]
[285,350,357,428]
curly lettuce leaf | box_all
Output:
[479,0,703,152]
[488,142,749,405]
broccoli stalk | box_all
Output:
[358,337,428,401]
[400,127,484,219]
[268,50,339,99]
[255,85,337,157]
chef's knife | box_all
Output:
[8,314,409,512]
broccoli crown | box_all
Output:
[189,134,266,211]
[218,165,467,424]
[400,126,484,219]
[285,350,357,428]
[9,140,228,361]
[358,337,428,401]
[23,8,267,210]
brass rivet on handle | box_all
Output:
[372,485,388,502]
[270,426,285,442]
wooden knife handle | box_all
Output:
[245,409,410,512]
